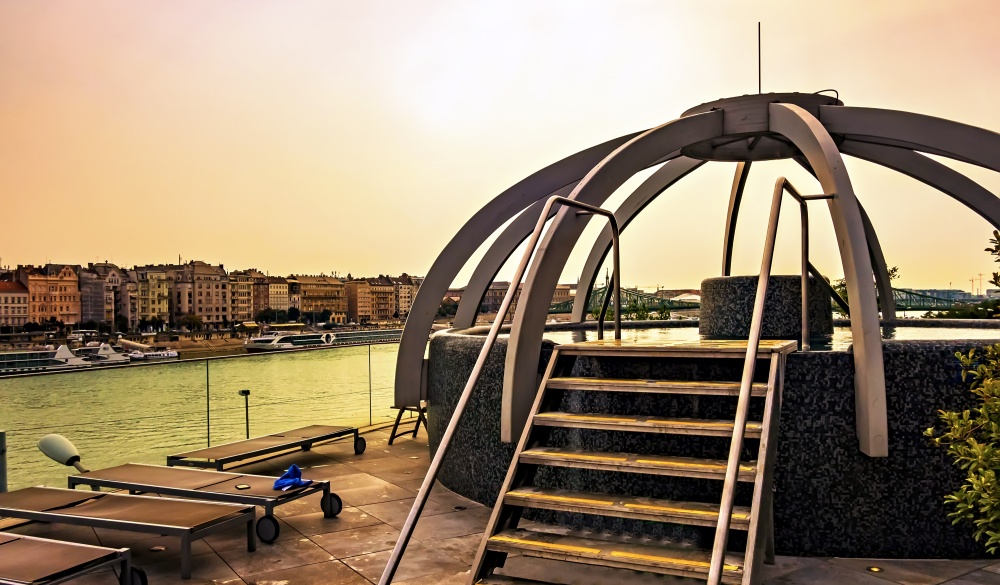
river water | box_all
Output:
[0,344,399,490]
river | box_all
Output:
[0,344,399,490]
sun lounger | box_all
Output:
[67,463,341,543]
[0,532,144,585]
[0,487,254,579]
[166,425,366,471]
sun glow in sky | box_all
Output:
[2,0,999,292]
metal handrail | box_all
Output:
[378,196,622,585]
[707,177,830,583]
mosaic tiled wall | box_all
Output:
[427,330,992,558]
[700,275,833,339]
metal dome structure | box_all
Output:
[394,92,1000,457]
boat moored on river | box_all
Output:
[244,329,403,353]
[0,345,93,375]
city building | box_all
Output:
[294,275,347,324]
[552,283,573,306]
[286,278,301,310]
[164,261,230,329]
[89,263,128,326]
[249,270,269,317]
[481,281,522,316]
[130,265,171,329]
[347,276,396,324]
[17,264,82,325]
[0,281,29,329]
[228,270,255,323]
[267,277,289,311]
[78,268,107,325]
[391,274,418,320]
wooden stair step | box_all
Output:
[519,447,756,481]
[533,412,762,438]
[486,528,745,584]
[504,486,751,529]
[546,377,768,397]
[557,338,797,358]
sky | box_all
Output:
[2,0,999,292]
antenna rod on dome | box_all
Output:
[758,22,761,94]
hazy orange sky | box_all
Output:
[2,1,999,292]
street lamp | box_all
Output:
[238,389,250,439]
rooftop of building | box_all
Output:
[0,281,28,292]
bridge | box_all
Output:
[549,286,971,314]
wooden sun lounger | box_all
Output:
[166,425,366,471]
[0,532,142,585]
[0,487,255,579]
[68,463,342,543]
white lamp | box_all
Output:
[38,434,89,473]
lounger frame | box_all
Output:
[0,490,255,579]
[166,426,362,471]
[68,465,338,537]
[0,533,134,585]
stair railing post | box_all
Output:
[799,198,810,351]
[707,177,786,584]
[378,195,622,585]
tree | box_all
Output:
[437,298,458,318]
[255,308,287,323]
[114,315,130,333]
[179,314,204,331]
[831,266,899,315]
[288,307,301,321]
[151,317,165,332]
[23,322,42,333]
[319,309,333,323]
[82,320,99,331]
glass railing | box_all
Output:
[0,342,405,491]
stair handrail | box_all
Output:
[707,177,831,584]
[379,196,622,585]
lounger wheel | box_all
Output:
[321,492,343,518]
[129,567,148,585]
[354,436,366,455]
[255,515,281,544]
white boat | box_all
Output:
[245,332,334,352]
[244,329,403,352]
[0,345,93,375]
[127,349,179,361]
[73,343,131,365]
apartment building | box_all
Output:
[286,278,301,310]
[267,277,289,311]
[249,270,269,317]
[165,261,230,329]
[391,274,418,320]
[295,275,347,324]
[346,276,396,324]
[131,265,171,328]
[228,270,255,323]
[0,281,29,329]
[17,264,82,325]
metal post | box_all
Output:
[800,201,811,351]
[239,389,250,439]
[206,360,211,447]
[368,344,373,427]
[0,430,7,493]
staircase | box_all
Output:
[470,338,796,585]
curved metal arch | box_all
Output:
[393,132,642,407]
[819,106,1000,172]
[502,110,725,441]
[793,156,896,320]
[569,157,706,322]
[771,102,888,457]
[722,161,753,276]
[453,183,577,329]
[839,140,1000,229]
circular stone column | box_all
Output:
[699,275,833,339]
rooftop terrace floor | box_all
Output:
[7,427,999,585]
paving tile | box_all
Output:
[410,508,489,542]
[763,563,904,584]
[431,533,484,565]
[244,559,370,585]
[341,539,468,582]
[268,490,327,518]
[203,515,287,553]
[132,550,244,585]
[358,497,454,528]
[426,487,486,510]
[761,556,835,580]
[95,533,215,568]
[829,558,995,585]
[311,523,401,559]
[939,571,1000,584]
[499,555,685,585]
[334,478,415,507]
[282,506,384,536]
[395,568,473,585]
[218,533,335,578]
[985,562,1000,575]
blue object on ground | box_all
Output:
[273,464,313,491]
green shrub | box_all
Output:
[924,345,1000,553]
